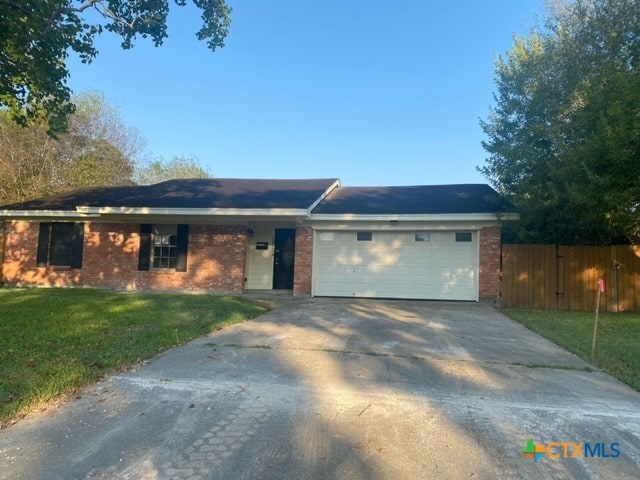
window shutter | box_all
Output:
[175,224,189,272]
[70,223,84,269]
[36,222,51,267]
[138,224,152,271]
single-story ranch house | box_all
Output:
[0,178,516,301]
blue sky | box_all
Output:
[67,1,545,186]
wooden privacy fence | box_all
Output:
[501,245,640,312]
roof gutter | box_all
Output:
[0,208,519,223]
[308,212,519,222]
[0,210,101,219]
[75,206,310,217]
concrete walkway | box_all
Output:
[1,298,639,479]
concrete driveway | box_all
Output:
[1,298,639,479]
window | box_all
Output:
[37,222,84,268]
[415,232,431,242]
[455,232,473,242]
[152,224,178,269]
[319,232,334,241]
[138,224,189,272]
[356,231,373,241]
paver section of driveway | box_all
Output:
[1,298,639,479]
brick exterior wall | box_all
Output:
[0,229,5,285]
[1,221,247,292]
[1,221,503,301]
[479,225,502,302]
[293,226,313,295]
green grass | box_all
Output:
[503,309,640,391]
[0,288,269,425]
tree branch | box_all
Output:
[70,0,143,30]
[92,1,143,30]
[0,0,34,17]
[51,0,144,31]
[67,0,102,14]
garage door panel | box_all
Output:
[313,230,478,300]
[315,270,476,299]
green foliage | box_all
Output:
[62,139,131,186]
[0,92,143,205]
[0,0,231,135]
[480,0,640,245]
[0,289,268,424]
[505,309,640,391]
[136,155,212,184]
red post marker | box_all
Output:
[598,278,605,293]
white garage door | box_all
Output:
[313,230,478,301]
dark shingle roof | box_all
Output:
[1,178,339,211]
[0,180,514,217]
[312,184,514,215]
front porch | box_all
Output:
[244,223,313,296]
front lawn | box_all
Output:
[0,288,268,425]
[504,309,640,391]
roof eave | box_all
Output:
[76,206,310,216]
[308,212,519,222]
[1,209,519,223]
[1,207,311,220]
[0,210,100,220]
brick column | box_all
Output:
[479,226,502,302]
[293,226,313,295]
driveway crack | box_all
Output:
[210,343,594,372]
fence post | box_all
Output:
[555,245,564,310]
[610,246,617,312]
[591,279,605,362]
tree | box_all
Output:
[0,92,143,205]
[136,156,212,185]
[0,0,231,135]
[480,0,640,245]
[57,91,146,187]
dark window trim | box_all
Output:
[356,231,373,242]
[36,222,51,267]
[138,223,189,272]
[455,231,473,242]
[175,224,189,272]
[138,224,153,271]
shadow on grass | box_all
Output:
[0,288,268,425]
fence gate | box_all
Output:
[501,245,640,312]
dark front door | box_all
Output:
[273,228,296,290]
